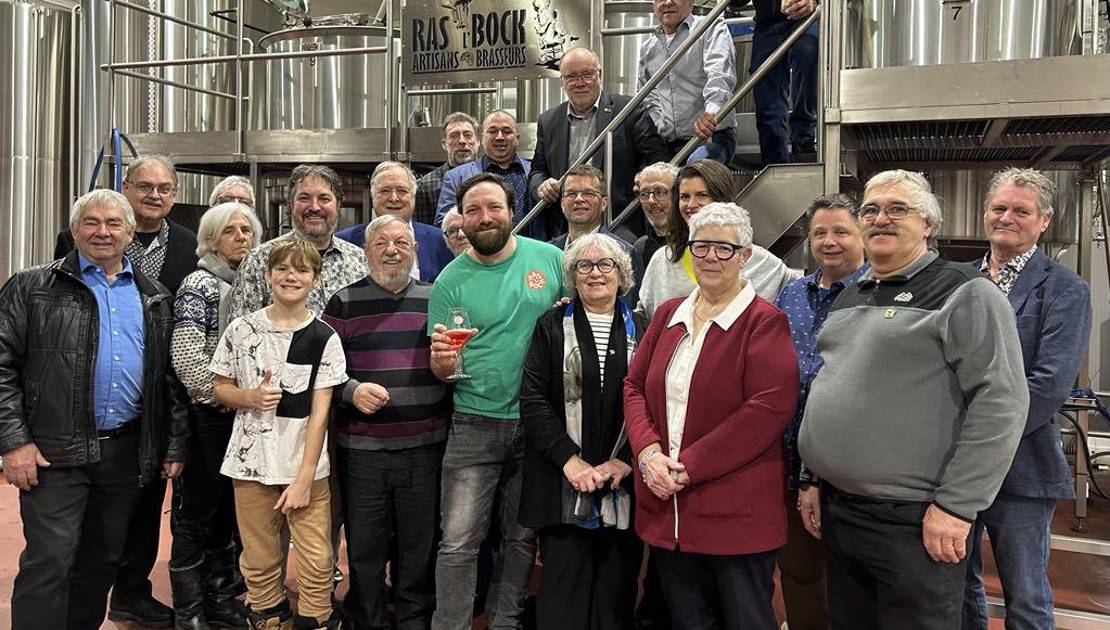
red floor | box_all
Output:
[4,476,1107,629]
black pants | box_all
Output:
[822,485,969,630]
[536,524,641,630]
[12,430,144,630]
[112,468,166,605]
[635,548,671,629]
[652,546,776,630]
[337,443,443,630]
[170,404,237,569]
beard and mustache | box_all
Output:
[369,252,413,288]
[463,218,512,256]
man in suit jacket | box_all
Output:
[53,155,198,628]
[335,161,453,282]
[529,47,669,238]
[962,167,1091,630]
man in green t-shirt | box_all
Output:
[428,172,563,630]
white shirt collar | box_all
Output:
[666,280,756,333]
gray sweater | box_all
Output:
[798,251,1028,521]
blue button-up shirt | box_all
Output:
[79,252,145,430]
[775,264,868,487]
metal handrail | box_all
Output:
[512,0,734,235]
[113,69,236,99]
[100,45,389,71]
[407,87,498,96]
[112,0,237,40]
[601,16,753,37]
[608,7,822,231]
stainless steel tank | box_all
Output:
[2,0,76,281]
[844,0,1082,69]
[927,169,1079,244]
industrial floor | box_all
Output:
[1,477,1108,630]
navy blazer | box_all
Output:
[334,220,453,283]
[973,249,1091,499]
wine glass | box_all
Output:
[442,307,474,381]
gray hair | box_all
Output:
[195,202,263,258]
[985,167,1056,218]
[286,164,343,206]
[125,155,178,188]
[637,161,680,183]
[70,189,135,229]
[561,233,636,298]
[363,213,414,244]
[441,206,462,232]
[371,161,417,193]
[208,175,255,207]
[442,111,478,134]
[863,170,943,233]
[688,202,754,250]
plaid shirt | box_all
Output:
[414,162,451,226]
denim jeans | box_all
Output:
[751,19,819,166]
[669,129,737,166]
[962,494,1056,630]
[431,412,536,630]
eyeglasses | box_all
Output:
[561,69,599,84]
[637,188,670,201]
[565,189,602,200]
[859,204,916,222]
[216,195,253,207]
[574,258,617,274]
[128,181,176,196]
[376,187,412,199]
[689,240,744,260]
[444,226,465,238]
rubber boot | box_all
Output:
[204,544,250,628]
[247,600,293,630]
[170,561,211,630]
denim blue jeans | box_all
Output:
[751,19,819,166]
[670,129,737,165]
[431,412,536,630]
[961,494,1056,630]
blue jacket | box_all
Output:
[973,249,1091,499]
[334,220,454,283]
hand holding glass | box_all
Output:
[442,307,475,381]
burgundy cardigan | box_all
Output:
[624,295,799,555]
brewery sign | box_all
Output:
[401,0,590,86]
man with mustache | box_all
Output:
[961,168,1091,630]
[323,214,451,629]
[335,161,455,282]
[772,193,867,630]
[415,112,480,226]
[426,173,564,630]
[54,155,198,628]
[798,170,1028,630]
[227,164,368,320]
[436,110,552,240]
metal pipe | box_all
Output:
[235,0,244,156]
[406,87,498,96]
[385,0,395,159]
[70,4,81,199]
[112,0,236,40]
[601,16,753,37]
[609,6,822,231]
[604,130,614,225]
[514,0,734,235]
[113,68,235,99]
[100,45,389,71]
[107,0,117,181]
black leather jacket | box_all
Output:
[0,250,189,483]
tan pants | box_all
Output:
[233,478,334,621]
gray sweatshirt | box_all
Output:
[798,251,1028,521]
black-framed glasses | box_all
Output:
[565,189,602,200]
[574,258,617,274]
[859,204,916,222]
[444,226,465,237]
[689,240,744,260]
[561,69,599,84]
[637,188,670,201]
[128,180,176,196]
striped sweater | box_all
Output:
[323,277,450,450]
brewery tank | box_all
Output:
[1,0,75,281]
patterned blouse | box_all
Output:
[980,245,1037,295]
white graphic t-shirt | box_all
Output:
[210,308,347,485]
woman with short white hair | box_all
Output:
[167,201,262,628]
[625,202,799,629]
[209,175,256,208]
[520,233,649,630]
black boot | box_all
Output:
[205,544,250,628]
[170,562,211,630]
[292,610,342,629]
[247,600,293,630]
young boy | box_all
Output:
[210,238,346,629]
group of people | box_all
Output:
[0,4,1091,630]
